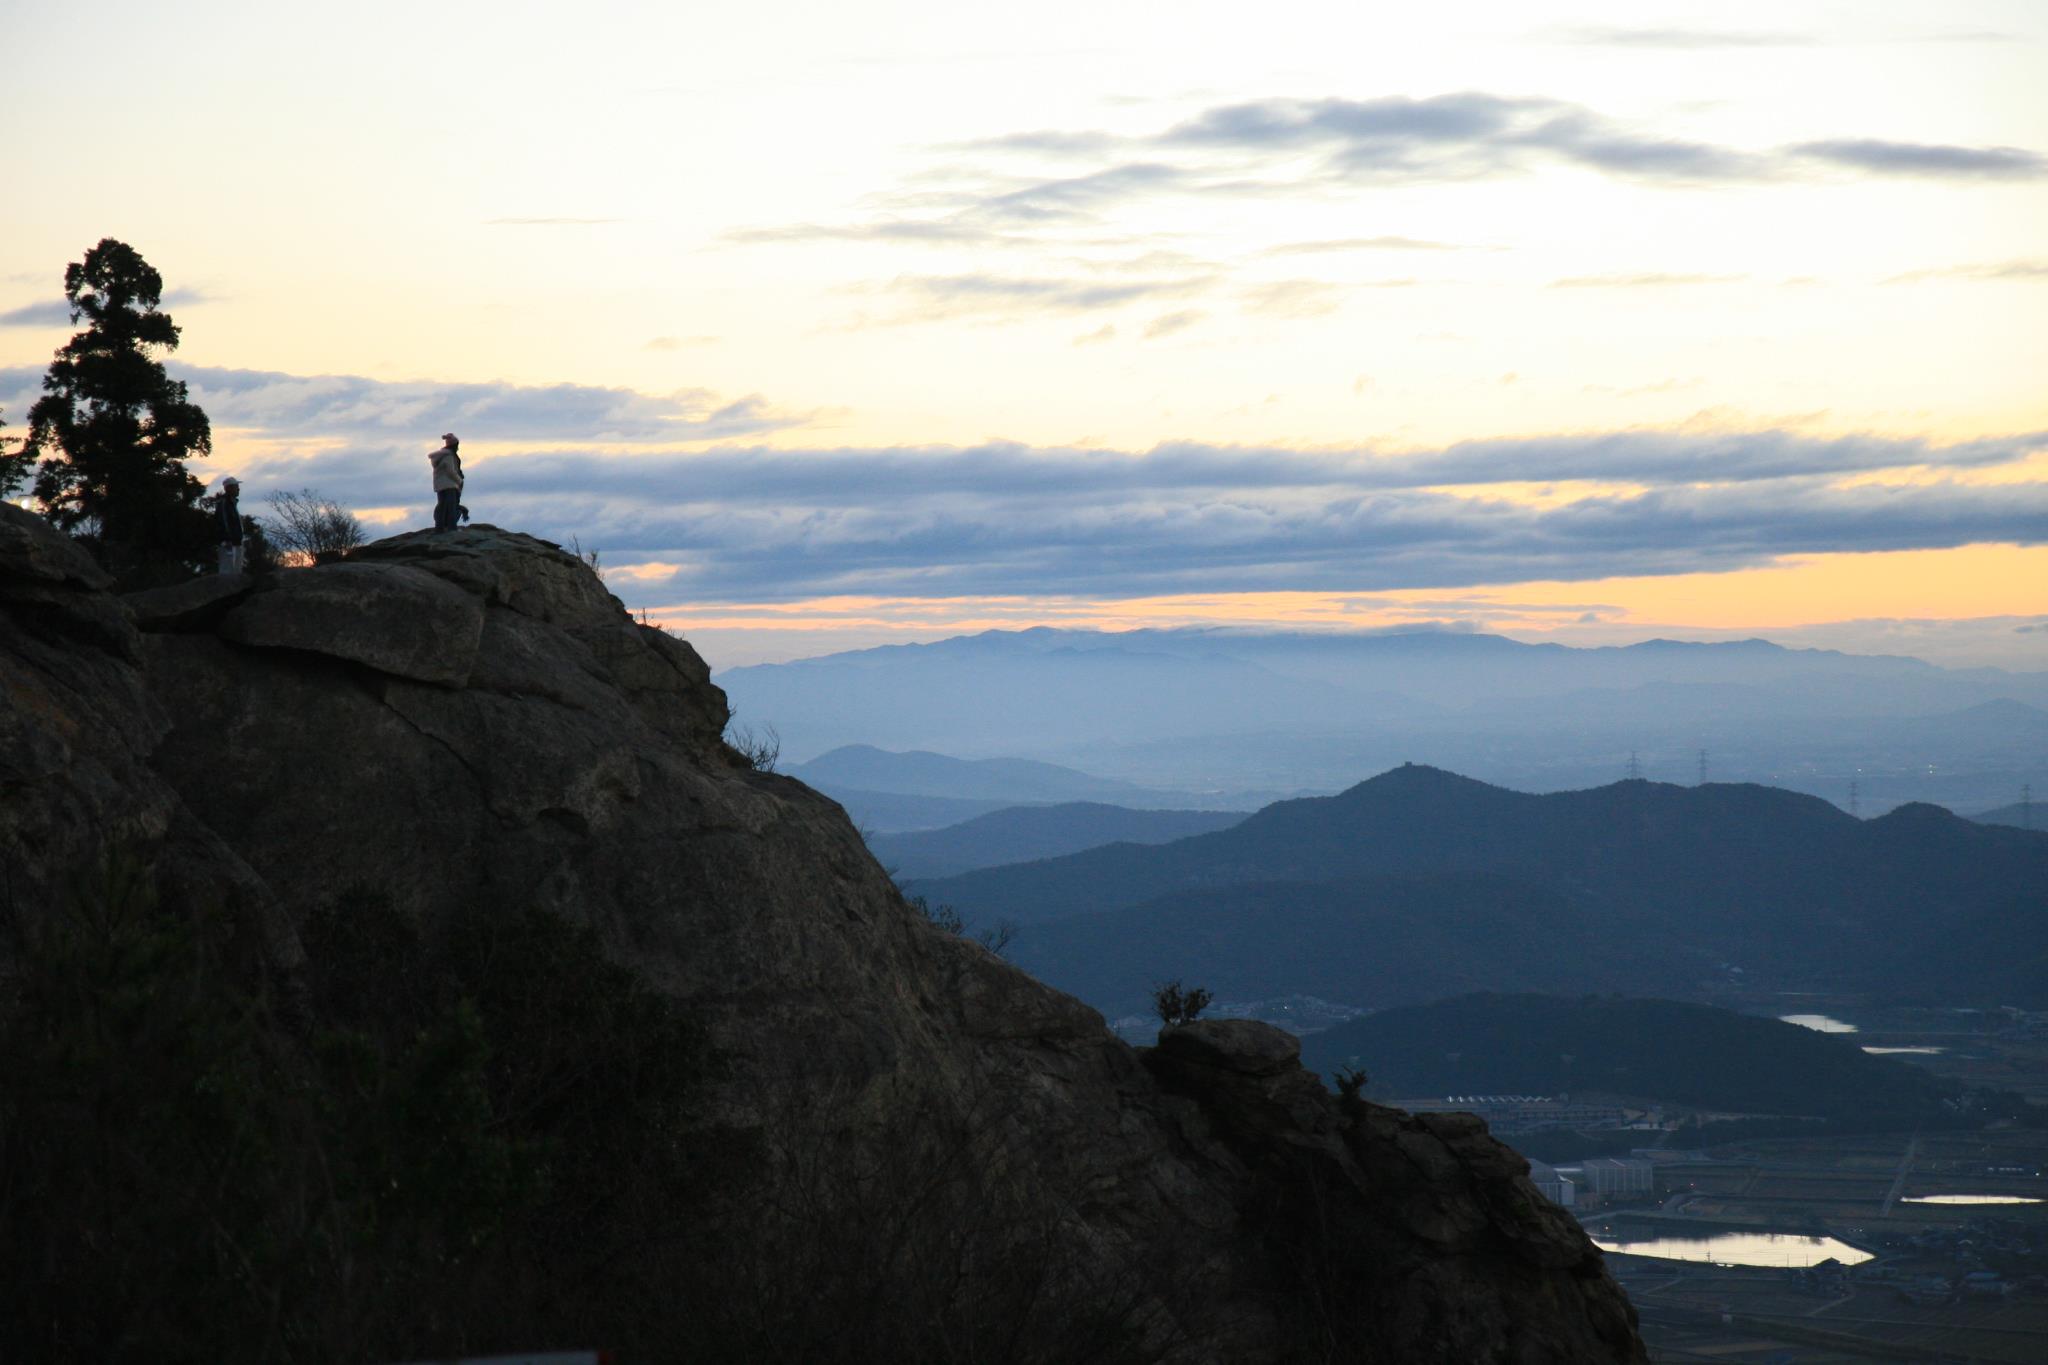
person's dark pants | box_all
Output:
[434,487,461,532]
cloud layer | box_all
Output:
[8,362,2040,607]
[11,364,2020,605]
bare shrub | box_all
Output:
[725,719,781,773]
[262,487,363,565]
[910,893,965,935]
[1152,979,1213,1027]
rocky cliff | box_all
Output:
[0,506,1644,1364]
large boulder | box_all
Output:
[219,560,485,685]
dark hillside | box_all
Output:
[1,509,1647,1363]
[1005,874,1692,1020]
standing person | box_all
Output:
[429,432,464,532]
[214,476,245,573]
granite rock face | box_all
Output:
[0,506,1645,1364]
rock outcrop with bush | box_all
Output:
[0,505,1645,1364]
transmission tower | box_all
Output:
[1849,779,1860,818]
[2025,783,2035,831]
[1697,749,1708,786]
[1627,750,1641,781]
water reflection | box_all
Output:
[1593,1230,1872,1267]
[1863,1045,1944,1054]
[1902,1194,2042,1206]
[1779,1013,1858,1033]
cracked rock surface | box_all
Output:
[1,508,1645,1364]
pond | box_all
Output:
[1779,1013,1858,1033]
[1592,1229,1873,1268]
[1901,1194,2042,1206]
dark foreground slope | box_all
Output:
[0,507,1643,1365]
[919,765,2048,1002]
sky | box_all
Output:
[3,0,2045,668]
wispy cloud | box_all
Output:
[0,287,212,327]
[0,299,73,327]
[1789,139,2047,179]
[1541,27,1816,49]
[849,92,2048,233]
[484,217,623,226]
[0,364,808,443]
[1239,280,1346,317]
[1884,259,2048,284]
[1141,310,1204,339]
[724,219,1016,247]
[1551,272,1749,288]
[1262,235,1474,256]
[879,270,1214,321]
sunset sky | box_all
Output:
[4,0,2044,667]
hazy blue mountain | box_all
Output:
[1973,799,2044,832]
[868,802,1249,880]
[720,626,2048,808]
[790,744,1199,805]
[814,788,1021,834]
[721,630,1374,760]
[1297,994,1956,1127]
[919,765,2048,1002]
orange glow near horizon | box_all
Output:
[640,542,2048,643]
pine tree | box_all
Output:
[23,239,213,579]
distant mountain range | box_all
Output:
[922,766,2048,1014]
[867,802,1248,879]
[788,744,1236,806]
[787,744,1268,831]
[1295,994,1957,1128]
[720,626,2048,811]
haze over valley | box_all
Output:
[726,625,2048,818]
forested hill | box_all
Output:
[917,765,2048,1002]
[1298,994,1957,1127]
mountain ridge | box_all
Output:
[920,765,2048,1004]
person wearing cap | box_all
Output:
[215,476,245,573]
[429,432,465,532]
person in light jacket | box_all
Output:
[429,433,464,532]
[215,476,245,573]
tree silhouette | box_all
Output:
[23,239,213,579]
[0,406,23,499]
